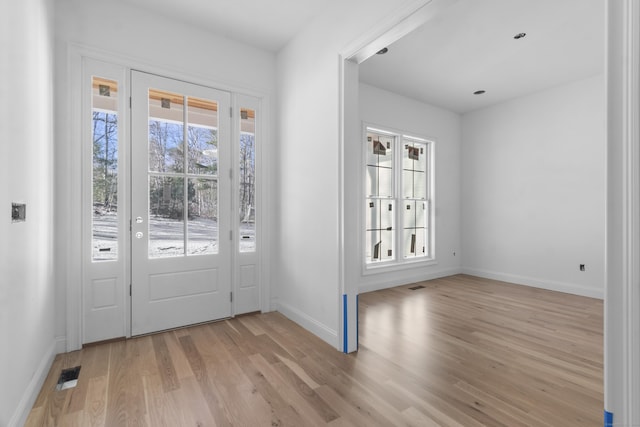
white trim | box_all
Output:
[8,340,56,427]
[233,94,265,315]
[338,54,358,352]
[345,0,459,64]
[82,58,129,344]
[358,268,462,294]
[338,0,457,353]
[65,43,273,349]
[463,268,604,299]
[269,296,278,312]
[363,258,438,276]
[605,1,640,424]
[55,336,67,355]
[277,301,338,346]
[67,43,271,100]
[65,45,83,352]
[625,2,640,421]
[338,56,347,352]
[259,97,273,315]
[362,123,436,273]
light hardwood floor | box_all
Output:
[26,275,603,426]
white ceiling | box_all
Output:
[121,0,604,114]
[121,0,339,52]
[359,0,605,114]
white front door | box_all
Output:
[130,71,231,335]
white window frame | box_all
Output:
[362,124,435,274]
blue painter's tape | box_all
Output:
[356,294,359,350]
[604,410,613,427]
[343,294,348,353]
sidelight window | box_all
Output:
[238,107,256,252]
[91,77,119,261]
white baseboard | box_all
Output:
[461,267,604,299]
[358,267,463,294]
[55,335,67,354]
[8,339,57,427]
[276,301,338,349]
[269,296,278,312]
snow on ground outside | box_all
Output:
[92,211,255,261]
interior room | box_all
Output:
[1,0,638,425]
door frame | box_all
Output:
[338,0,458,353]
[66,45,271,351]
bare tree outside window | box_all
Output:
[92,109,119,261]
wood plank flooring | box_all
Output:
[26,275,603,426]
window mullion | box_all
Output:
[394,135,403,263]
[183,95,188,255]
[365,126,432,267]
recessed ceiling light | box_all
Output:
[473,90,486,95]
[376,47,389,55]
[514,33,526,40]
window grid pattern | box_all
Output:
[147,89,220,258]
[91,76,119,262]
[239,107,256,253]
[365,131,396,263]
[365,127,432,266]
[402,139,428,259]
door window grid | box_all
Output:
[147,89,220,258]
[365,127,432,266]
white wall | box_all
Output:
[352,83,462,293]
[0,0,56,425]
[54,0,277,349]
[461,74,606,298]
[276,0,430,347]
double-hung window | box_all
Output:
[364,126,433,267]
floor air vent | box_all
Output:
[408,285,425,290]
[56,366,81,391]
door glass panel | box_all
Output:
[149,89,184,173]
[149,176,185,258]
[91,76,119,261]
[187,97,218,175]
[146,88,223,258]
[187,178,218,255]
[239,108,256,252]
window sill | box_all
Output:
[363,257,437,276]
